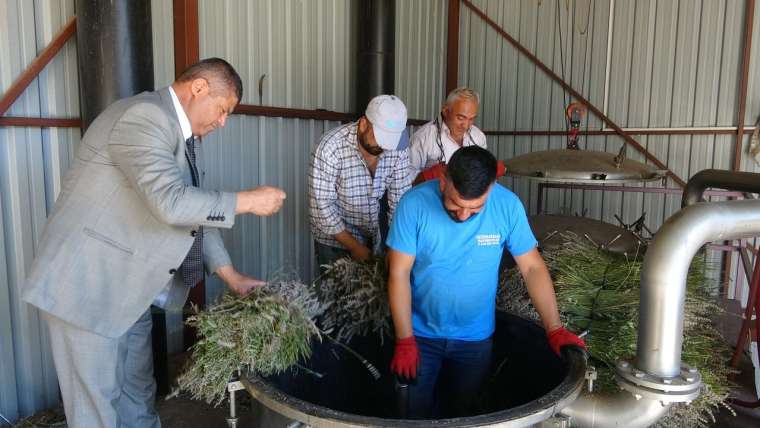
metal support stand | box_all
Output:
[585,366,598,393]
[226,379,245,428]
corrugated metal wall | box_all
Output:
[3,0,760,422]
[195,0,356,301]
[194,0,425,297]
[0,0,181,421]
[395,0,448,120]
[0,0,78,422]
[459,0,760,219]
[457,0,760,294]
[193,0,447,303]
[199,0,355,112]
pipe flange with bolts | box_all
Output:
[615,359,701,403]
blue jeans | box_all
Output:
[405,336,493,419]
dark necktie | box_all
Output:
[177,136,204,287]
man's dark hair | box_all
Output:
[446,146,496,199]
[177,57,243,101]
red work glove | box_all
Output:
[390,336,419,380]
[416,161,505,184]
[547,326,586,356]
[496,160,507,178]
[416,163,447,184]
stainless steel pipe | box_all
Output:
[637,199,760,376]
[563,198,760,427]
[560,391,670,428]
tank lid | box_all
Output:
[530,214,645,255]
[503,149,666,184]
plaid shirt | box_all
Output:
[309,122,411,250]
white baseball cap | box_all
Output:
[365,95,408,151]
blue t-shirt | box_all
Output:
[386,180,537,341]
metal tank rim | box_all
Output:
[241,335,586,427]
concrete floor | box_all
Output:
[156,394,256,428]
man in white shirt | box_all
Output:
[408,87,487,183]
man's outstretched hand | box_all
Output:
[216,265,266,296]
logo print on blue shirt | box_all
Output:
[476,234,500,246]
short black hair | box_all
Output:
[176,57,243,101]
[446,146,496,199]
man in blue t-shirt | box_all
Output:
[386,146,585,418]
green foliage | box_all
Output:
[171,280,322,406]
[317,257,391,342]
[497,234,736,427]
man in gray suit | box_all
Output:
[23,58,285,428]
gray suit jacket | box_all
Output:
[23,87,237,338]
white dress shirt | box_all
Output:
[153,86,195,308]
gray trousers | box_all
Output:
[44,308,161,428]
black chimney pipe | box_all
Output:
[75,0,154,131]
[681,169,760,207]
[356,0,395,113]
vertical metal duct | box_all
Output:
[356,0,395,112]
[637,199,760,376]
[75,0,154,131]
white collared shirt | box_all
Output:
[154,87,196,309]
[168,86,193,140]
[408,115,487,179]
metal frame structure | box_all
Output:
[536,182,756,296]
[459,0,687,187]
[0,16,78,127]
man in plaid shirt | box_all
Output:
[309,95,411,267]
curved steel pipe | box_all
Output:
[638,199,760,376]
[563,197,760,427]
[681,169,760,207]
[561,391,670,428]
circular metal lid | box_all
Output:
[504,149,666,183]
[530,214,645,255]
